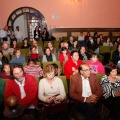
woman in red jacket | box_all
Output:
[59,47,71,64]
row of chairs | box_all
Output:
[2,74,105,119]
[17,40,60,48]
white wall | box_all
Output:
[13,15,28,39]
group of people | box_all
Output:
[0,25,49,44]
[0,30,120,120]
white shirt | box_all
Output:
[78,36,85,41]
[0,30,9,38]
[15,78,35,109]
[15,30,23,39]
[81,75,92,98]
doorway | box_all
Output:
[7,7,47,41]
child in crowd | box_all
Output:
[0,64,11,79]
[86,53,105,74]
[23,59,43,78]
[59,47,71,64]
[28,45,40,61]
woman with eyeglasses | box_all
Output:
[100,63,120,119]
[38,64,66,103]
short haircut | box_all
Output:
[78,63,88,73]
[14,48,21,54]
[43,64,55,77]
[3,63,10,68]
[70,50,78,56]
[30,45,36,51]
[105,63,117,76]
[10,64,24,79]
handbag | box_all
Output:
[41,99,69,119]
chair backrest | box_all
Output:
[20,48,29,56]
[110,45,117,51]
[110,50,114,60]
[35,77,40,84]
[96,74,105,83]
[5,55,10,62]
[53,41,60,48]
[99,46,111,54]
[43,61,61,70]
[58,76,68,96]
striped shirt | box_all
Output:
[100,75,120,99]
[23,65,43,78]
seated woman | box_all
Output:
[59,47,71,64]
[112,44,120,68]
[10,48,26,66]
[86,53,105,74]
[78,46,90,60]
[71,39,80,51]
[100,63,120,119]
[38,64,66,103]
[103,37,113,46]
[94,37,102,54]
[47,41,56,54]
[113,36,120,45]
[21,38,31,49]
[10,39,20,50]
[42,47,57,62]
[28,45,40,62]
[24,59,43,78]
[0,64,11,79]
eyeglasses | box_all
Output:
[82,69,91,72]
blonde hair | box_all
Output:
[43,64,55,77]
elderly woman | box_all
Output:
[78,46,90,60]
[38,64,66,103]
[101,63,120,119]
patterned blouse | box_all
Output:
[100,75,120,99]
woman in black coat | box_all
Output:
[34,26,41,41]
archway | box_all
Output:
[7,7,47,41]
